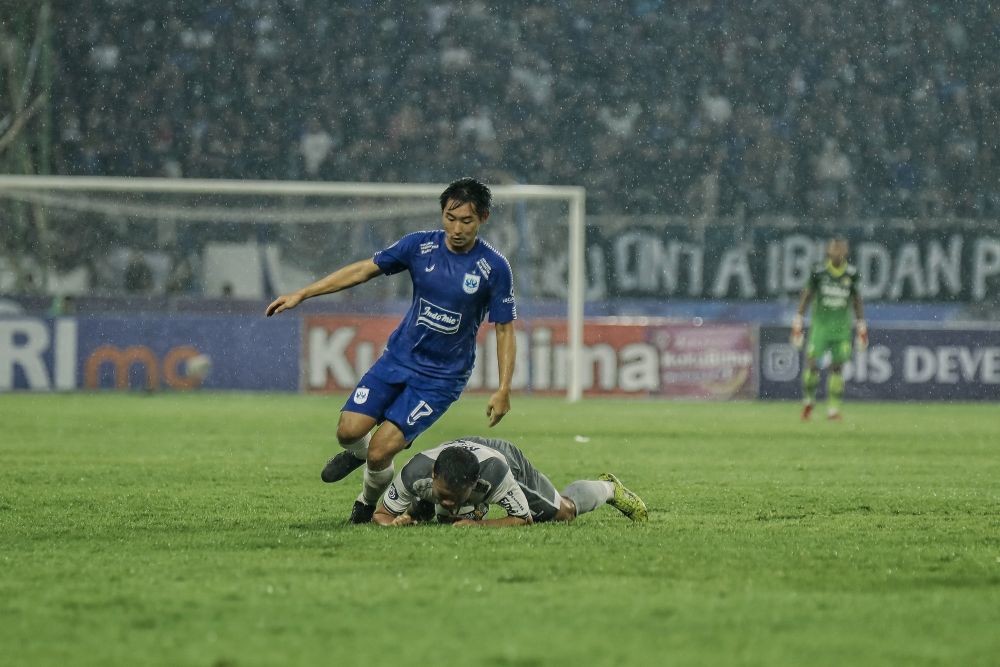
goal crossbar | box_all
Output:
[0,175,584,201]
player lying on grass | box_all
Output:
[371,436,648,527]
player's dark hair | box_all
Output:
[433,446,480,489]
[440,177,491,217]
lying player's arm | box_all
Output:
[455,479,533,527]
[487,321,515,427]
[453,515,532,528]
[372,500,419,527]
[265,259,383,316]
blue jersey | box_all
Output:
[372,230,516,383]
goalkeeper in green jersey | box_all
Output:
[790,238,868,421]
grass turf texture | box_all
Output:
[1,394,998,667]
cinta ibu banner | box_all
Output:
[758,325,1000,401]
[544,224,1000,303]
[0,316,300,391]
[303,315,756,399]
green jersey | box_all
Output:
[807,261,859,338]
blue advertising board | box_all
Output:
[7,315,1000,399]
[759,325,1000,401]
[0,317,77,391]
[0,315,300,392]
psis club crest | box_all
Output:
[462,272,481,294]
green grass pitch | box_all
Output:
[1,394,998,666]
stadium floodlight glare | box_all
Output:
[0,175,588,401]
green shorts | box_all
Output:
[806,329,852,364]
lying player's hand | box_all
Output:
[451,519,479,527]
[486,390,510,427]
[265,292,303,317]
[790,314,804,349]
[391,513,418,527]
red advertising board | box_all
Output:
[302,315,755,399]
[302,315,399,393]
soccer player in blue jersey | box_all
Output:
[265,178,516,523]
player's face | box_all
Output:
[442,199,488,253]
[828,241,848,266]
[432,476,474,511]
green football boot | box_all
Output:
[598,473,648,523]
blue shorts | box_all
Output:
[342,356,464,443]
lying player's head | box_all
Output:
[827,237,849,266]
[431,446,480,510]
[439,177,491,252]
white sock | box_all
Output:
[341,432,371,461]
[562,480,615,516]
[358,463,394,506]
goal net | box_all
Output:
[0,176,587,400]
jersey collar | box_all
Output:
[825,259,847,278]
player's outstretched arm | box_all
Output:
[453,515,531,528]
[372,500,418,527]
[265,259,382,317]
[487,321,515,427]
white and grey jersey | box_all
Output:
[381,437,560,522]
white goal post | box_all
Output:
[0,175,588,402]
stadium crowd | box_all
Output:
[50,0,1000,217]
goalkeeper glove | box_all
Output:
[790,314,804,349]
[855,320,869,350]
